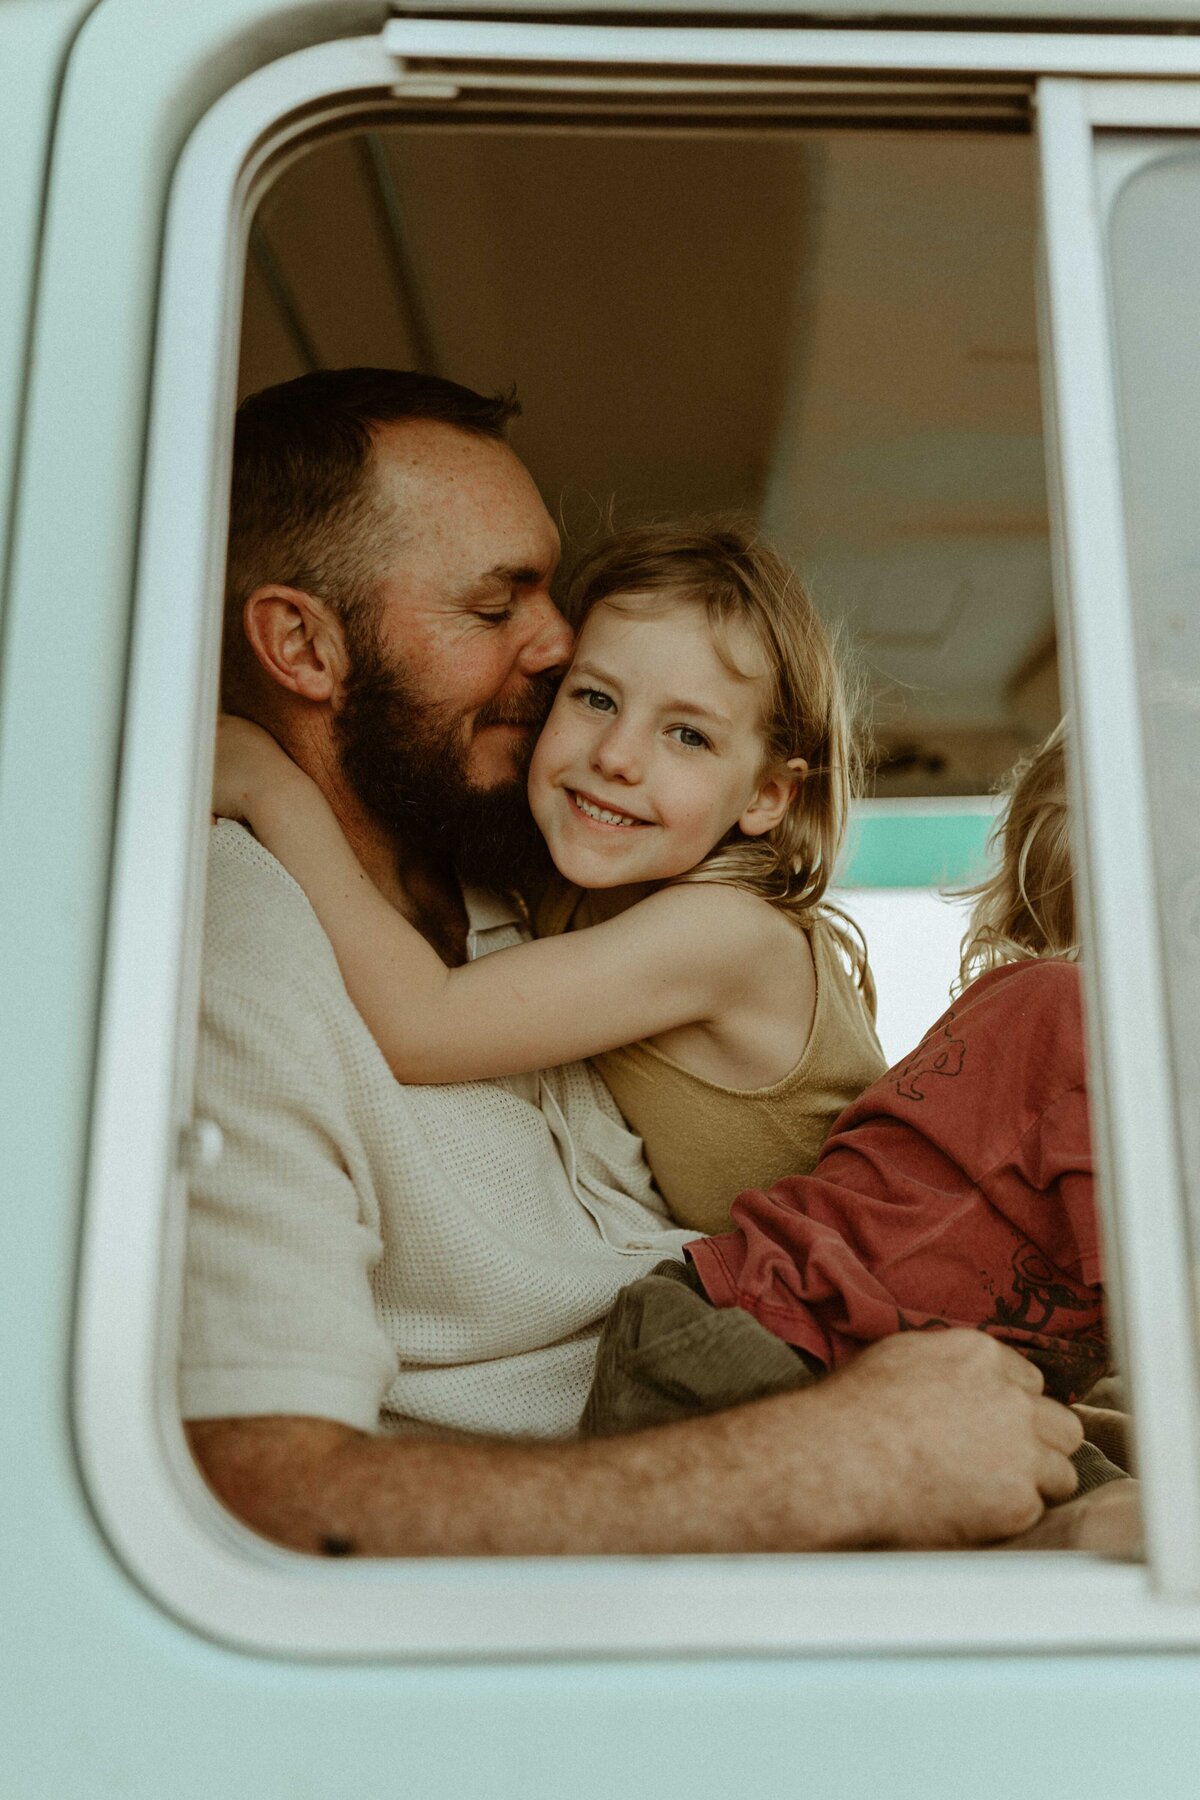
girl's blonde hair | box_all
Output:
[565,519,872,996]
[958,719,1078,987]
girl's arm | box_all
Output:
[213,717,757,1085]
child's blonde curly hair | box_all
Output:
[564,519,872,998]
[959,719,1078,988]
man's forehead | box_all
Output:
[373,418,526,501]
[370,419,559,563]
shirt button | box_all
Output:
[179,1118,224,1172]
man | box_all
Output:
[183,368,1087,1557]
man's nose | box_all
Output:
[517,593,574,677]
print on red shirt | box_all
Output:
[894,1015,968,1101]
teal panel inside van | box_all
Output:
[840,808,995,889]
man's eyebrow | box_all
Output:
[457,563,548,602]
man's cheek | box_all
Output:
[468,732,527,791]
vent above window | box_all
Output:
[380,19,1034,127]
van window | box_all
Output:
[78,27,1200,1660]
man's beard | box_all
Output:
[333,627,556,895]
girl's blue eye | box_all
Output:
[669,725,711,750]
[576,686,616,712]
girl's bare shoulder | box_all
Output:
[635,881,812,973]
[638,885,817,1080]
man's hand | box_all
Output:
[800,1330,1084,1549]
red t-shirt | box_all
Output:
[687,959,1105,1402]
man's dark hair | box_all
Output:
[224,367,519,653]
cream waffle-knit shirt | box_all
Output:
[180,823,693,1441]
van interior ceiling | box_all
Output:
[238,122,1059,798]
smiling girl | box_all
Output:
[214,522,885,1231]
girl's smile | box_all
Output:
[566,788,652,828]
[528,596,797,890]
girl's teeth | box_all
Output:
[575,794,639,826]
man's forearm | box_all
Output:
[189,1397,876,1557]
[186,1333,1084,1557]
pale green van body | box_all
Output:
[2,2,1198,1794]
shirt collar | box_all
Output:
[460,883,527,958]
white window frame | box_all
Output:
[1037,75,1200,1600]
[72,22,1200,1660]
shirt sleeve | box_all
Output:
[179,968,397,1431]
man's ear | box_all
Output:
[242,585,347,704]
[738,756,808,839]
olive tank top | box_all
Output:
[534,882,886,1235]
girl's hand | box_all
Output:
[212,714,303,825]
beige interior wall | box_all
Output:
[238,120,1059,795]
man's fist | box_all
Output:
[813,1330,1084,1548]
